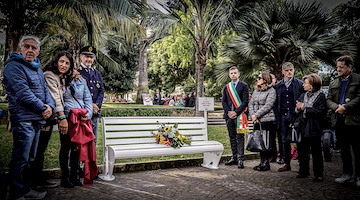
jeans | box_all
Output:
[226,118,244,161]
[32,126,53,184]
[91,116,99,143]
[9,121,42,199]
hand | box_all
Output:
[58,119,68,135]
[42,104,52,119]
[296,101,304,111]
[93,103,99,113]
[251,115,257,123]
[80,116,88,121]
[335,105,346,114]
[227,111,237,119]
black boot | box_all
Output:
[253,158,264,170]
[60,177,74,188]
[257,159,270,171]
[70,170,83,186]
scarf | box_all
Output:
[226,82,250,134]
[303,90,321,118]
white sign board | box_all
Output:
[142,93,153,105]
[198,97,214,111]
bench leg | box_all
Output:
[98,147,116,181]
[201,151,223,169]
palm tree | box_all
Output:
[134,4,178,103]
[219,0,356,81]
[161,0,247,115]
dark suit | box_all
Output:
[274,77,304,165]
[222,81,249,161]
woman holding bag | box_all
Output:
[295,73,327,182]
[249,72,277,171]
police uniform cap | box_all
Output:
[80,46,97,57]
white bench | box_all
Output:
[98,117,224,181]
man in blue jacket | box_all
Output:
[78,46,105,141]
[3,35,54,200]
[274,62,304,172]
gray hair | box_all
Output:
[18,35,41,50]
[229,66,239,72]
[281,62,294,71]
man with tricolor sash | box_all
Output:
[222,66,250,169]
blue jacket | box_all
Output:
[64,78,93,119]
[3,53,54,123]
[78,64,105,108]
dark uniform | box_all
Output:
[78,46,105,140]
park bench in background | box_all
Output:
[98,117,224,181]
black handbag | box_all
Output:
[245,123,271,152]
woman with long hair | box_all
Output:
[249,72,277,171]
[32,51,74,188]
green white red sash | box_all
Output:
[226,82,250,134]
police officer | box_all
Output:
[78,46,105,141]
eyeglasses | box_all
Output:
[336,65,349,69]
[257,77,263,80]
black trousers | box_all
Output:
[275,125,284,159]
[280,113,293,165]
[297,137,324,177]
[335,119,360,177]
[253,122,276,160]
[226,118,244,161]
[32,126,53,183]
[59,133,80,179]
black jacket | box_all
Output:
[296,92,327,138]
[221,81,249,119]
[274,77,304,124]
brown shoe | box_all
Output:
[278,164,291,172]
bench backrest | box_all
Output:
[102,117,208,146]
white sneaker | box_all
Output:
[356,177,360,187]
[335,174,352,183]
[24,189,47,200]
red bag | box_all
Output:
[291,145,298,160]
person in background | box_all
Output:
[295,73,326,182]
[189,92,196,107]
[222,66,249,169]
[249,72,276,171]
[78,46,104,141]
[32,51,74,189]
[274,62,304,172]
[3,35,54,200]
[327,56,360,187]
[153,89,162,105]
[169,95,175,106]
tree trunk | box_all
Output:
[136,41,149,104]
[194,38,209,116]
[4,0,27,59]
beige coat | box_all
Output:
[44,71,65,113]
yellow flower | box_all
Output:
[164,126,170,131]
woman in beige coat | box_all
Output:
[32,51,74,188]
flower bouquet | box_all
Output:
[151,123,192,149]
